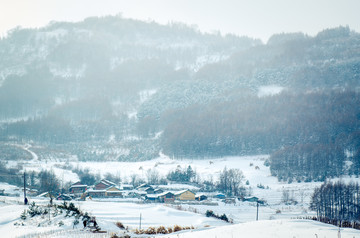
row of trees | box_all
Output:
[310,181,360,222]
[0,164,61,195]
[159,90,360,181]
[16,164,245,197]
[218,167,245,196]
[166,165,197,183]
[270,144,345,182]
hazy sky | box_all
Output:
[0,0,359,42]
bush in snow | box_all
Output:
[156,226,168,234]
[219,214,229,222]
[73,218,79,228]
[145,226,156,234]
[20,210,27,220]
[28,202,42,217]
[206,210,214,217]
[115,221,125,229]
[173,224,182,232]
[134,229,144,234]
[110,234,131,238]
[206,210,231,223]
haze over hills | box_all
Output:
[0,15,359,181]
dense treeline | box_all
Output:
[0,164,61,194]
[161,90,360,180]
[310,181,360,223]
[0,162,22,185]
[270,144,345,182]
[161,90,360,155]
[0,17,359,168]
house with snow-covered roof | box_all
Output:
[94,179,117,190]
[174,189,195,201]
[145,191,175,203]
[105,186,123,197]
[69,181,87,197]
[121,184,134,190]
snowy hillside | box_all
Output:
[165,219,360,238]
[1,153,360,237]
[0,198,359,238]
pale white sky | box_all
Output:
[0,0,359,42]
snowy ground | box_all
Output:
[1,153,360,237]
[165,219,360,238]
[1,197,359,238]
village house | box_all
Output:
[174,189,195,201]
[242,196,259,202]
[86,186,123,198]
[145,194,159,202]
[121,184,134,190]
[158,191,175,203]
[154,188,164,194]
[87,189,106,198]
[137,184,157,194]
[195,194,208,201]
[137,183,151,190]
[105,186,123,197]
[145,191,175,203]
[127,191,146,198]
[56,194,72,201]
[144,186,155,194]
[69,182,87,197]
[214,193,226,199]
[94,179,117,190]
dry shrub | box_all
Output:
[145,226,156,234]
[134,229,144,234]
[204,224,210,228]
[111,234,130,238]
[115,221,125,229]
[156,226,168,234]
[173,224,182,232]
[167,227,173,233]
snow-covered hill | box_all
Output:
[0,199,359,238]
[165,219,360,238]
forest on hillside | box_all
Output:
[0,16,359,181]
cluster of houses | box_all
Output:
[67,179,208,203]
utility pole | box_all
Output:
[256,201,259,221]
[139,213,142,230]
[23,171,28,205]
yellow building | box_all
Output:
[105,186,123,197]
[174,189,195,201]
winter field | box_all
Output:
[1,152,360,237]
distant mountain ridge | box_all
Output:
[0,16,359,180]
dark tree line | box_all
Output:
[160,90,360,181]
[166,165,196,183]
[310,181,360,224]
[0,164,61,194]
[270,144,345,182]
[162,91,359,153]
[217,167,245,196]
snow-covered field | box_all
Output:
[1,197,359,238]
[20,153,328,206]
[165,219,360,238]
[1,152,360,237]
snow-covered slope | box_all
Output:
[165,219,360,238]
